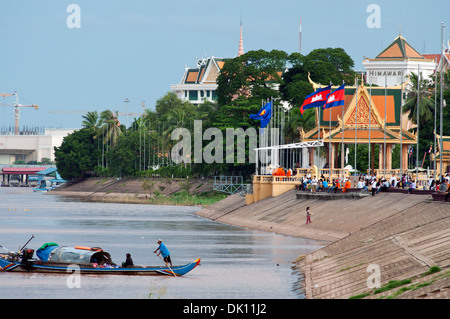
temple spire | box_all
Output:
[238,19,244,56]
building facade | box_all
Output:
[0,129,74,164]
[363,35,437,87]
[170,56,229,106]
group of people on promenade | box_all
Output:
[303,173,450,225]
[296,172,450,200]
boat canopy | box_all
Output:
[47,246,115,265]
[36,242,59,261]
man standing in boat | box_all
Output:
[154,239,172,267]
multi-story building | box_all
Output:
[363,34,437,87]
[170,56,229,106]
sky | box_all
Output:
[0,0,449,130]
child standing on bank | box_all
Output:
[306,206,311,225]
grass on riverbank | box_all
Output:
[146,190,228,206]
[349,266,447,299]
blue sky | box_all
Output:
[0,0,448,130]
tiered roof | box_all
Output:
[369,35,426,61]
[302,78,416,145]
[182,57,229,85]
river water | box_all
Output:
[0,187,326,299]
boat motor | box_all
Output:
[20,248,34,260]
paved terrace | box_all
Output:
[196,190,450,299]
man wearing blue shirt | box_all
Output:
[154,239,172,267]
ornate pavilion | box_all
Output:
[301,76,417,177]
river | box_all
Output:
[0,187,326,299]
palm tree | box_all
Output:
[402,72,435,127]
[81,111,99,130]
[99,110,123,148]
[284,107,316,143]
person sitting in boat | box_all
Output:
[122,253,134,268]
[154,239,172,267]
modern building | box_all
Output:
[363,34,437,87]
[0,128,74,164]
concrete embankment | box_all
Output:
[49,177,214,203]
[196,191,450,299]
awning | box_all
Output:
[35,167,57,175]
[1,167,47,175]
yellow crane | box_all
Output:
[0,92,38,135]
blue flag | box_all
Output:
[250,101,272,128]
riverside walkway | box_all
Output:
[196,190,450,299]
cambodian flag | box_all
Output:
[300,85,331,116]
[250,101,272,128]
[323,84,345,109]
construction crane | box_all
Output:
[0,92,38,135]
[48,110,143,117]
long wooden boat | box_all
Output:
[0,243,200,276]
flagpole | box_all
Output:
[329,81,332,179]
[368,81,372,176]
[318,85,321,169]
[434,58,437,180]
[341,80,345,179]
[400,68,404,175]
[439,22,445,181]
[416,64,420,181]
[384,72,387,178]
[354,74,358,177]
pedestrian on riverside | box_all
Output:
[154,239,172,267]
[371,179,378,196]
[311,176,318,193]
[306,207,312,225]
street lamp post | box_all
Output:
[124,98,130,132]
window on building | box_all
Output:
[211,90,217,100]
[189,91,198,101]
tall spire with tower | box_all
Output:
[299,17,302,54]
[238,18,244,56]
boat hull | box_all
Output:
[0,255,200,276]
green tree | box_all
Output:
[216,49,288,107]
[280,48,356,143]
[54,128,100,180]
[402,71,435,126]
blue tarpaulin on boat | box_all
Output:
[36,243,59,261]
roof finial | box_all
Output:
[238,17,244,56]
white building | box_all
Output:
[363,35,437,87]
[0,129,74,164]
[170,56,229,105]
